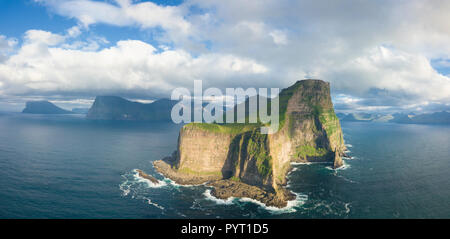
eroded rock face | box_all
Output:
[154,79,346,207]
[177,126,235,176]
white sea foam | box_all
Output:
[119,169,167,198]
[203,189,235,205]
[165,177,207,188]
[119,170,166,210]
[154,171,207,188]
[344,203,351,214]
[345,144,353,148]
[119,180,131,196]
[203,189,307,214]
[238,192,308,214]
[133,169,167,188]
[326,161,351,171]
[142,197,165,210]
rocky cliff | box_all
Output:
[154,79,346,207]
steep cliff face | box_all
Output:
[176,124,235,177]
[269,80,345,189]
[154,79,345,207]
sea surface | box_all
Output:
[0,112,449,218]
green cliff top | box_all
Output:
[185,122,261,134]
[187,79,332,134]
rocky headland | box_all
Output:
[154,79,346,208]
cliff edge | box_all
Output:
[154,79,346,207]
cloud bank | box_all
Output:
[0,0,449,112]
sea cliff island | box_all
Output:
[154,79,346,208]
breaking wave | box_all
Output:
[238,192,308,214]
[133,169,167,188]
[203,189,235,205]
[203,189,308,214]
[143,196,165,210]
[154,171,207,188]
[326,160,351,171]
[119,169,166,210]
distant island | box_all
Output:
[22,96,180,121]
[86,96,177,121]
[22,101,74,114]
[337,111,450,125]
[153,79,346,208]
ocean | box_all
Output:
[0,113,449,218]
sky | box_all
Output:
[0,0,449,113]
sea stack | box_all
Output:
[154,79,346,207]
[136,169,159,184]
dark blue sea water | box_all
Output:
[0,113,449,218]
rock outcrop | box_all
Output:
[154,79,346,207]
[136,169,159,184]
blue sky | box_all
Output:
[0,1,162,48]
[0,0,449,113]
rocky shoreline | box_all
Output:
[153,156,295,208]
[207,180,295,208]
[136,169,159,184]
[153,159,221,185]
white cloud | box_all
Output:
[182,0,450,105]
[66,26,82,38]
[36,0,191,34]
[0,35,18,51]
[322,46,450,102]
[0,35,18,63]
[0,30,268,98]
[269,30,287,45]
[24,30,66,46]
